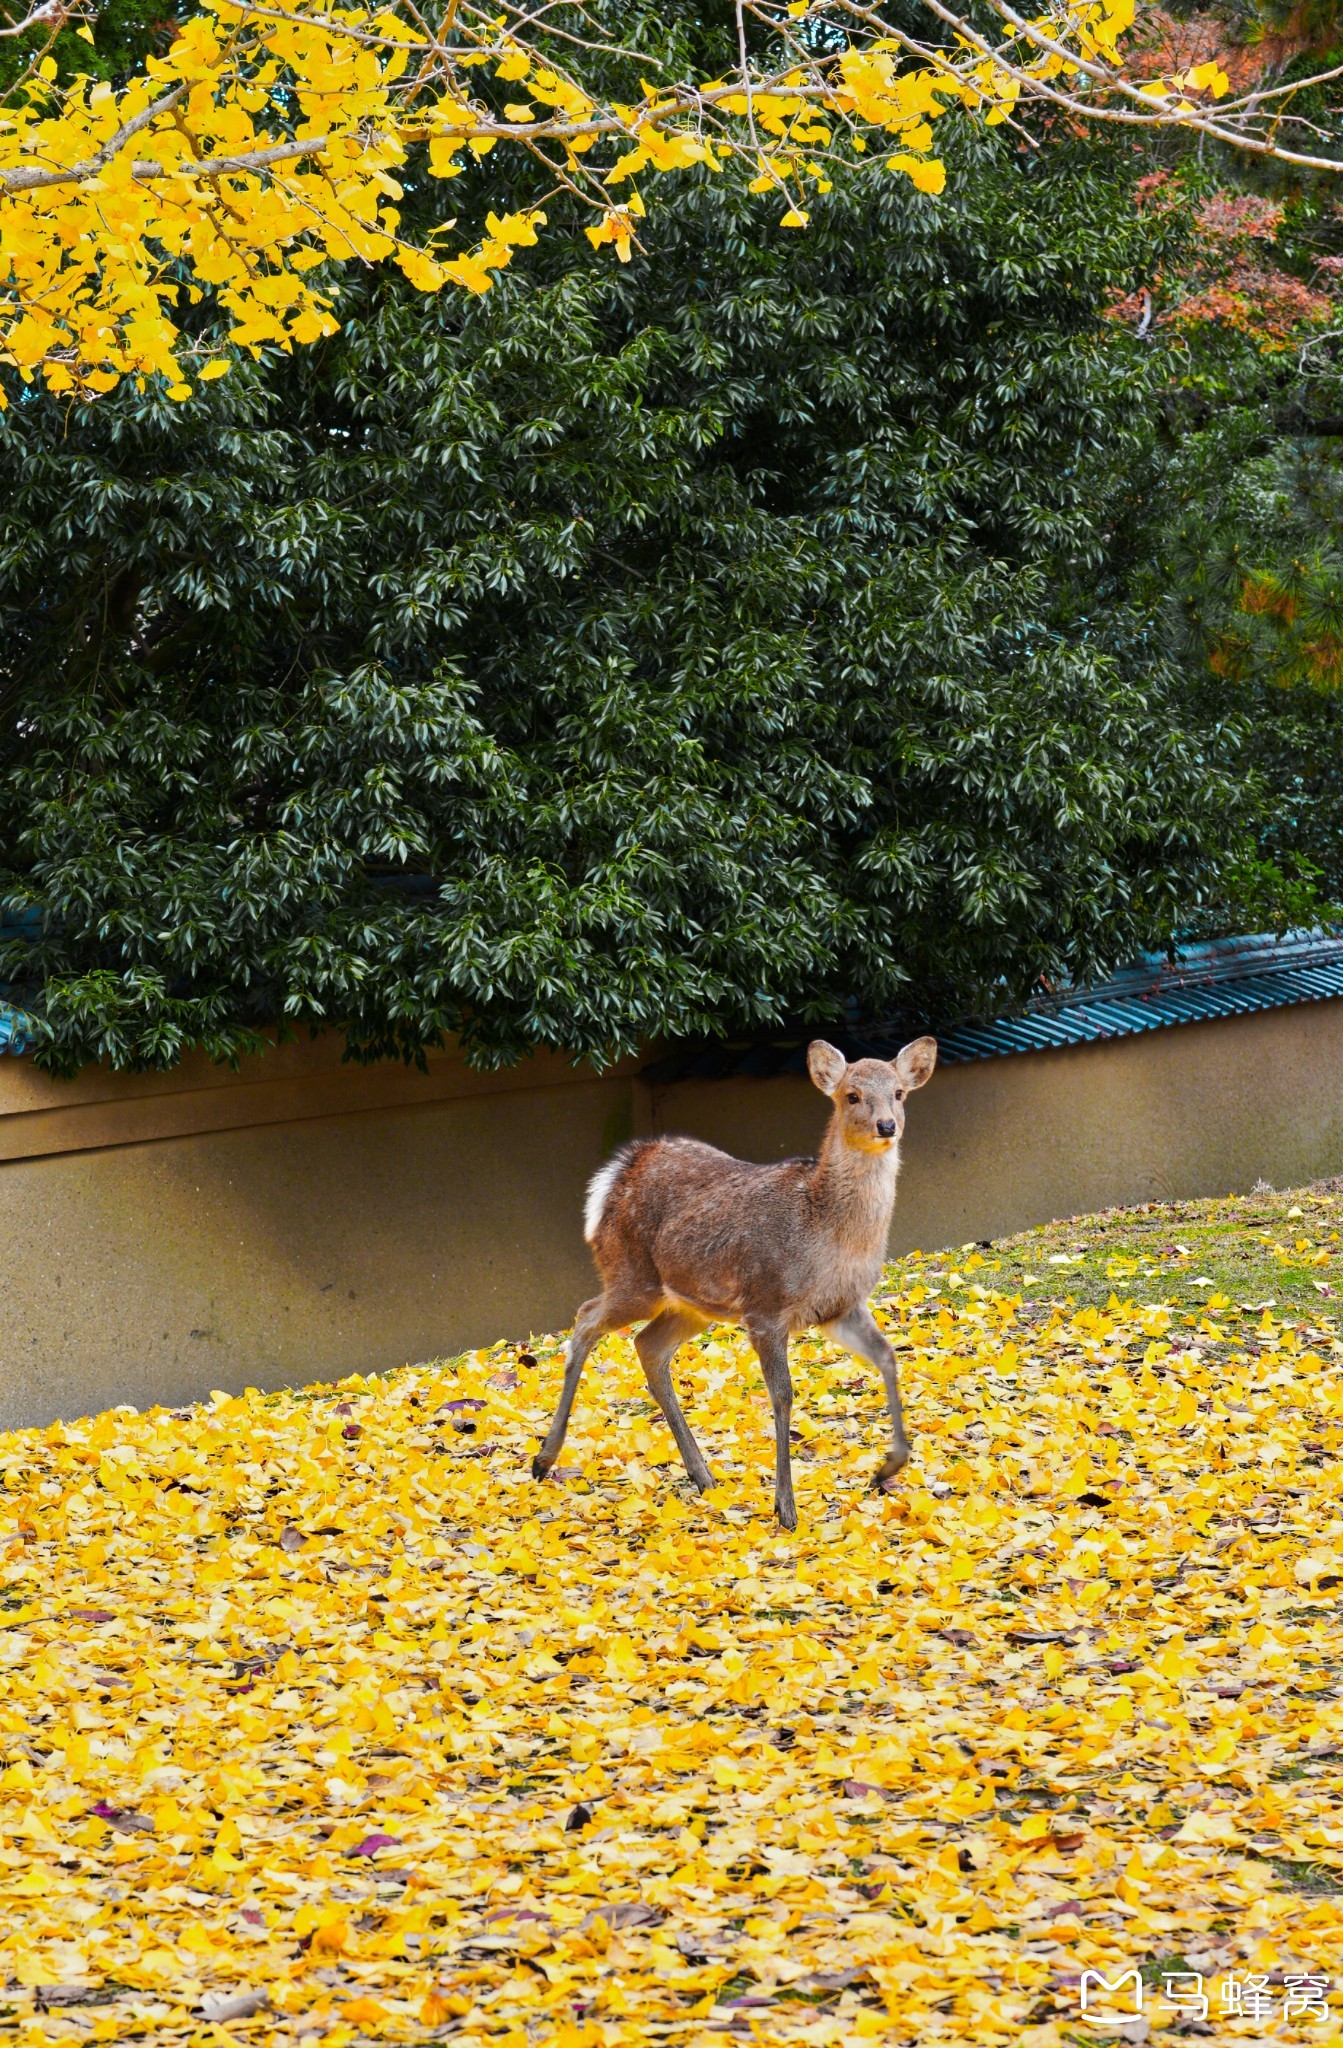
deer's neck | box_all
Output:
[810,1122,901,1252]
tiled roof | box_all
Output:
[0,912,37,1055]
[641,930,1343,1084]
[0,1006,32,1056]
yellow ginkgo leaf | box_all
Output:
[887,153,947,193]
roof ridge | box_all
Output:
[1027,928,1343,1016]
[640,931,1343,1084]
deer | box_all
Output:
[531,1035,937,1529]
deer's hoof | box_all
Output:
[531,1454,550,1482]
[775,1500,798,1533]
[691,1469,716,1496]
[872,1445,909,1490]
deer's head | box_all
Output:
[808,1037,937,1154]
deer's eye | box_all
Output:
[895,1090,904,1102]
[846,1091,860,1104]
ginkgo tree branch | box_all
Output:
[0,67,880,195]
[979,0,1343,163]
[475,0,664,64]
[4,0,1343,401]
[829,0,1343,170]
[0,0,72,35]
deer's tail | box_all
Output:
[582,1140,648,1244]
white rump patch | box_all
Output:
[583,1157,623,1243]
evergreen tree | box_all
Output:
[0,135,1296,1073]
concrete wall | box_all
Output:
[654,999,1343,1251]
[2,998,1342,1430]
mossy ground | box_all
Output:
[899,1181,1343,1326]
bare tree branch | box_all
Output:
[2,82,189,191]
[0,0,71,37]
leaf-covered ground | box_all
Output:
[5,1187,1343,2045]
[971,1181,1343,1319]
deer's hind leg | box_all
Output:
[635,1307,714,1495]
[748,1318,797,1531]
[532,1286,656,1481]
[823,1304,910,1487]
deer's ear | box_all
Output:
[807,1040,848,1094]
[892,1036,937,1091]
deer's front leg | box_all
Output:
[750,1321,797,1531]
[824,1304,910,1487]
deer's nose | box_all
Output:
[876,1119,896,1139]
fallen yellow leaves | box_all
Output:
[3,1209,1343,2043]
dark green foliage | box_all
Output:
[1102,140,1343,913]
[1155,402,1343,901]
[0,135,1296,1072]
